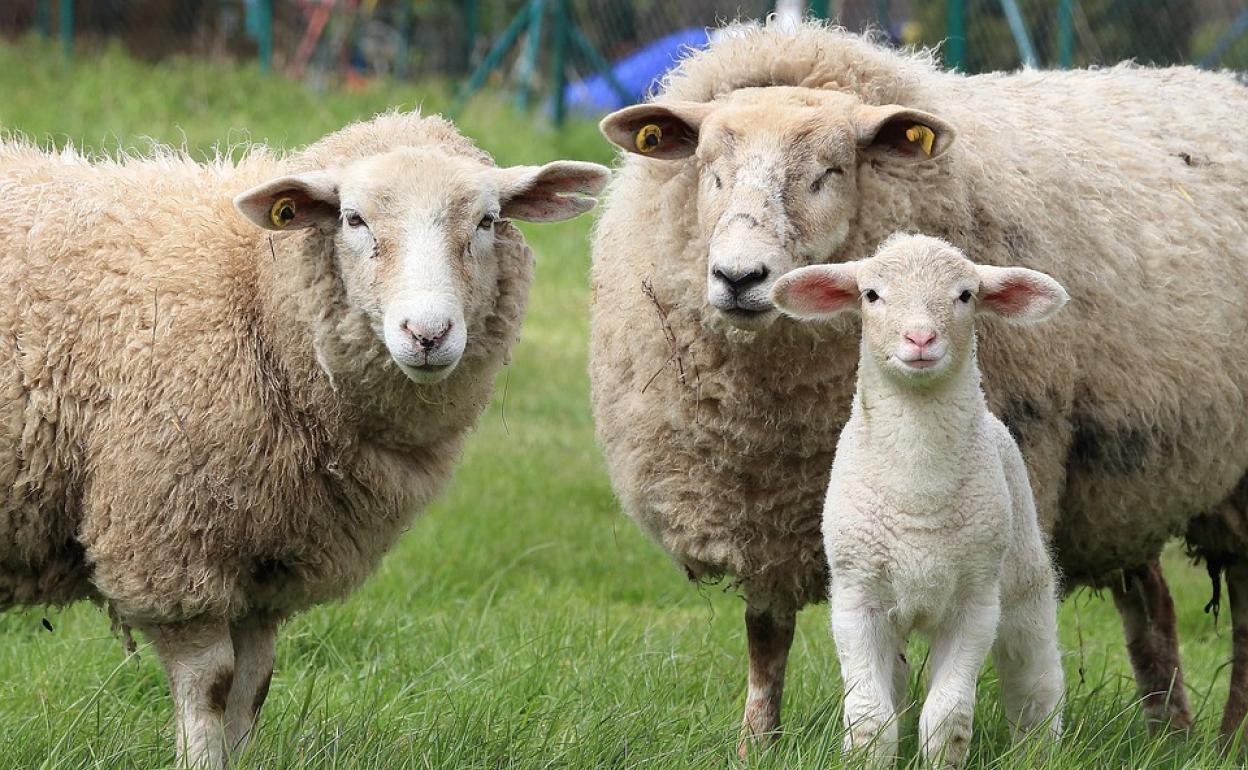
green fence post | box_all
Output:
[808,0,830,20]
[35,0,51,37]
[515,0,546,111]
[945,0,965,70]
[876,0,889,31]
[256,0,273,72]
[1057,0,1073,68]
[462,0,478,72]
[570,25,629,106]
[455,7,530,112]
[58,0,73,58]
[551,0,571,125]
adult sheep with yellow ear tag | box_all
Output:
[0,110,609,769]
[589,19,1248,757]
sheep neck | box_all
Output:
[851,336,986,470]
[252,228,419,450]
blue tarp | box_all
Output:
[561,27,712,115]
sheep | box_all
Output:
[0,111,610,769]
[771,233,1066,767]
[589,20,1248,755]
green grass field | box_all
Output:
[0,38,1240,769]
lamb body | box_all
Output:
[773,234,1065,767]
[590,21,1248,750]
[0,112,608,767]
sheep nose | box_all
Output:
[712,265,770,295]
[401,320,451,351]
[904,329,936,348]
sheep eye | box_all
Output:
[958,290,973,303]
[344,212,366,228]
[711,172,722,189]
[478,213,498,231]
[810,167,844,194]
[864,289,880,303]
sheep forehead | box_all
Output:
[699,88,858,161]
[337,149,492,222]
[864,236,977,299]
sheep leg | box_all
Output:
[831,591,905,768]
[147,619,235,770]
[737,605,796,760]
[992,585,1063,738]
[920,597,999,769]
[225,613,278,755]
[1109,560,1193,729]
[1220,562,1248,747]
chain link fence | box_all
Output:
[1,1,1245,108]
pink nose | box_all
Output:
[904,329,936,348]
[401,320,451,352]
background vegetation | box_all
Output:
[0,38,1241,770]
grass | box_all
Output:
[0,37,1241,769]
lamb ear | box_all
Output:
[234,171,339,231]
[771,263,862,320]
[853,104,955,163]
[494,161,612,223]
[599,101,715,159]
[976,265,1069,323]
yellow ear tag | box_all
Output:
[635,124,663,153]
[270,197,297,228]
[906,124,936,156]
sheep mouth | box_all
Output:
[889,354,948,376]
[719,305,778,331]
[395,360,458,384]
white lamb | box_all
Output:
[771,234,1066,767]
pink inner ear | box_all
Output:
[787,273,857,314]
[981,279,1037,316]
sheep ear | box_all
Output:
[494,161,612,223]
[976,265,1068,323]
[599,101,715,159]
[853,104,955,163]
[771,263,861,320]
[234,171,339,231]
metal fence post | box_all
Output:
[999,0,1038,67]
[58,0,73,58]
[946,0,965,70]
[808,0,830,20]
[35,0,51,38]
[1058,0,1074,68]
[515,0,546,111]
[256,0,272,72]
[551,0,571,125]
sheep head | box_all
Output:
[601,87,954,332]
[235,149,609,384]
[771,233,1067,388]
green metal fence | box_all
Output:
[1,1,1244,114]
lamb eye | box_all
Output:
[478,213,498,231]
[864,289,880,303]
[711,172,722,189]
[344,212,366,228]
[958,290,973,303]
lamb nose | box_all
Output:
[905,329,936,348]
[713,265,770,294]
[402,321,451,351]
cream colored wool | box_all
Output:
[0,111,608,767]
[0,113,529,621]
[590,19,1248,744]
